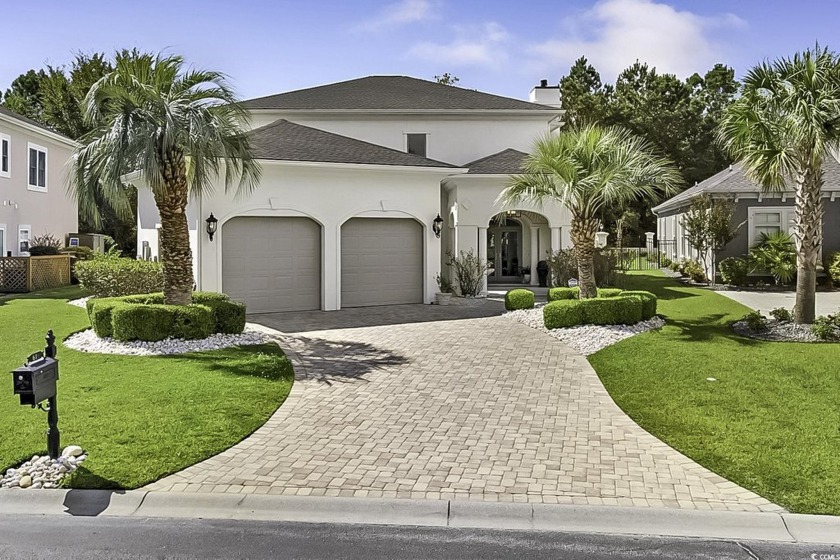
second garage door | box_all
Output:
[341,218,423,307]
[222,217,321,313]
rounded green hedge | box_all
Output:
[542,290,658,329]
[547,287,580,301]
[544,300,583,328]
[86,292,246,341]
[505,289,535,311]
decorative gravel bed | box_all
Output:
[1,446,86,489]
[503,306,665,355]
[64,326,273,356]
[68,296,91,309]
[732,319,818,342]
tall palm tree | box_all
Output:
[500,124,682,298]
[71,52,260,305]
[718,46,840,324]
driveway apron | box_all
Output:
[146,305,781,512]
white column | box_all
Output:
[550,227,561,252]
[324,222,339,310]
[530,226,539,286]
[478,226,488,295]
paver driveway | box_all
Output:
[147,304,781,512]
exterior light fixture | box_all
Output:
[205,213,218,241]
[432,214,444,238]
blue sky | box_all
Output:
[2,0,839,102]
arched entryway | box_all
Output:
[486,211,550,285]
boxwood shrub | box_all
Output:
[87,292,245,341]
[75,255,164,297]
[596,288,624,298]
[620,290,657,320]
[505,289,535,311]
[578,296,643,325]
[547,287,580,301]
[543,300,583,329]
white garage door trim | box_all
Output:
[341,217,423,308]
[222,216,321,313]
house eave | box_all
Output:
[257,158,468,174]
[247,108,563,118]
[0,112,79,148]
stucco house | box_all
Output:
[0,107,78,256]
[653,152,840,275]
[136,76,571,312]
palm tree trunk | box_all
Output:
[571,216,599,298]
[792,167,823,324]
[154,149,194,306]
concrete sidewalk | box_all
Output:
[718,289,840,316]
[0,489,838,545]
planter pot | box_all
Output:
[435,292,452,306]
[522,274,531,284]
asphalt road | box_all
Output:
[1,515,838,559]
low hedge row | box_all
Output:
[505,289,535,311]
[542,289,657,329]
[86,292,246,341]
[547,286,624,301]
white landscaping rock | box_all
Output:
[503,306,665,356]
[1,447,87,490]
[68,296,91,309]
[732,319,818,342]
[62,445,84,458]
[64,326,272,356]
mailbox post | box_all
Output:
[11,331,60,459]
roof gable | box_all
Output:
[248,119,457,168]
[243,76,556,112]
[464,148,529,174]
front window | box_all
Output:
[27,143,47,191]
[406,133,428,157]
[0,134,9,178]
[18,226,30,256]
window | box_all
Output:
[748,207,795,247]
[27,143,47,191]
[18,225,30,256]
[0,133,9,178]
[0,224,5,257]
[406,133,428,157]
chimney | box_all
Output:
[529,79,561,108]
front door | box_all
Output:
[487,222,522,283]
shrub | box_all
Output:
[661,255,673,268]
[543,300,583,329]
[204,300,247,334]
[742,311,767,332]
[596,288,623,298]
[826,253,840,287]
[545,248,620,288]
[682,259,707,283]
[505,289,535,311]
[28,233,62,256]
[87,298,121,338]
[668,260,681,273]
[719,257,749,286]
[547,287,580,301]
[748,231,796,286]
[812,316,840,341]
[111,304,174,342]
[578,296,643,325]
[447,249,487,297]
[171,305,215,340]
[769,307,792,323]
[620,290,657,320]
[76,254,164,297]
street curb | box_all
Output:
[2,489,840,544]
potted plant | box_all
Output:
[434,273,454,305]
[521,266,531,284]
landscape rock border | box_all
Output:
[731,319,819,342]
[1,446,86,490]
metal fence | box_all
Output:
[609,239,678,271]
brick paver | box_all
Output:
[146,304,782,512]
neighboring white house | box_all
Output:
[136,76,570,312]
[0,107,78,257]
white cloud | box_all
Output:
[355,0,439,32]
[527,0,746,80]
[407,22,511,66]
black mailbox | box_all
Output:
[12,356,58,406]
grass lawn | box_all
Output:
[0,286,293,489]
[590,270,840,515]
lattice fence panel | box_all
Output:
[29,256,71,292]
[0,258,29,292]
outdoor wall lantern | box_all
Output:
[206,213,218,241]
[432,214,444,238]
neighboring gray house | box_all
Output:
[652,153,840,274]
[0,107,78,256]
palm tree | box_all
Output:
[500,124,682,298]
[71,52,260,305]
[718,46,840,324]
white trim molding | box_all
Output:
[0,223,6,256]
[0,133,10,178]
[26,142,48,192]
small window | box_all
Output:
[0,133,9,178]
[19,225,31,256]
[406,133,427,157]
[27,143,47,191]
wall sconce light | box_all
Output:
[205,212,218,241]
[432,214,444,238]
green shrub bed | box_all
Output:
[542,289,657,329]
[87,292,246,341]
[76,255,164,297]
[505,289,535,311]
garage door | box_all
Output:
[341,218,423,307]
[222,217,320,313]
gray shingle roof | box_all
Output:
[243,76,556,111]
[464,148,529,174]
[248,119,457,168]
[653,154,840,214]
[0,106,73,140]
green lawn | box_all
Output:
[0,286,293,489]
[589,271,840,515]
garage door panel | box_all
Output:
[341,218,423,308]
[222,217,321,313]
